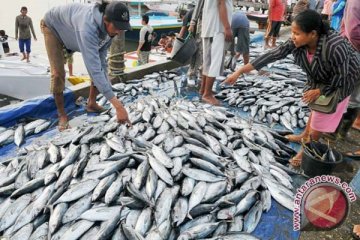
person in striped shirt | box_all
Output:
[223,10,360,167]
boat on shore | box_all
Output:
[123,1,183,42]
[0,52,93,101]
[0,54,58,100]
[125,48,169,68]
[0,48,168,102]
[126,15,182,42]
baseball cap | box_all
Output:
[105,2,132,31]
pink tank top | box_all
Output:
[306,50,314,63]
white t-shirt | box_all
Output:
[139,25,154,43]
[201,0,233,38]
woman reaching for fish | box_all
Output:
[223,10,360,167]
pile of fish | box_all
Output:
[218,44,312,131]
[216,75,310,131]
[96,71,184,108]
[0,119,51,147]
[0,96,296,240]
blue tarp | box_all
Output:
[0,67,301,240]
[0,88,78,160]
[255,200,298,240]
[0,89,76,127]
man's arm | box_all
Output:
[77,31,114,101]
[15,17,19,40]
[179,11,192,38]
[179,26,187,39]
[189,0,204,30]
[99,40,111,75]
[218,0,232,41]
[29,18,37,40]
[268,0,274,20]
[137,27,145,54]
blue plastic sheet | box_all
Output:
[0,89,78,160]
[254,200,298,240]
[0,89,76,127]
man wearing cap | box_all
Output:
[41,1,131,131]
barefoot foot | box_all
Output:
[86,104,106,113]
[202,95,221,106]
[285,134,309,143]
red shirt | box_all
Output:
[269,0,286,21]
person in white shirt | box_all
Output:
[199,0,233,105]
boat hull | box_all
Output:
[0,56,71,100]
[126,15,182,42]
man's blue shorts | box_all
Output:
[19,38,31,53]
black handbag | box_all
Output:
[308,84,340,114]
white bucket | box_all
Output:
[170,37,185,59]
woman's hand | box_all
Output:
[222,63,255,86]
[302,89,321,104]
[223,72,240,86]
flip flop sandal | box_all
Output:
[58,121,70,132]
[345,152,360,161]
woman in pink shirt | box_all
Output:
[265,0,286,48]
